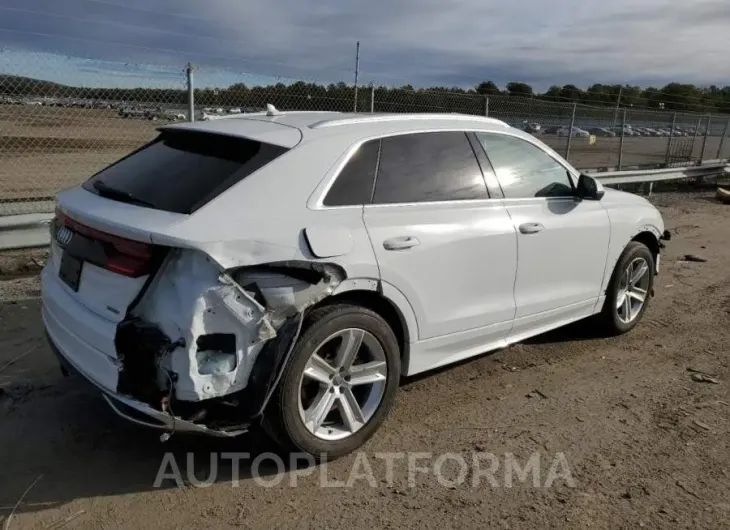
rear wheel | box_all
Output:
[263,303,400,460]
[598,241,654,334]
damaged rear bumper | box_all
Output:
[42,249,347,439]
[46,330,243,437]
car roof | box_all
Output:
[161,110,514,147]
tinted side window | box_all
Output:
[323,140,380,206]
[373,132,487,204]
[475,133,574,199]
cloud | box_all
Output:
[0,0,728,88]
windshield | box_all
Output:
[83,129,289,214]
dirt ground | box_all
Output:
[1,105,728,213]
[0,191,728,529]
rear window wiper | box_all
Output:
[92,180,157,209]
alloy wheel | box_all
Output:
[616,257,650,324]
[297,328,387,441]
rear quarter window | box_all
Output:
[323,140,380,206]
[83,130,289,214]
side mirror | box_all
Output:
[577,174,605,200]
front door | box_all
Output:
[474,132,610,320]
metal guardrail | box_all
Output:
[589,161,729,185]
[0,213,53,251]
[0,161,728,252]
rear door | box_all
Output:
[473,132,610,322]
[363,131,517,341]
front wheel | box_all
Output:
[263,303,401,460]
[598,241,655,334]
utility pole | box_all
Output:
[717,116,730,159]
[618,108,627,169]
[665,113,677,166]
[700,115,712,161]
[353,41,360,112]
[565,102,577,161]
[611,86,623,131]
[185,63,195,122]
[606,86,623,167]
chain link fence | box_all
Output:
[2,58,730,215]
[0,60,188,215]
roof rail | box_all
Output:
[201,111,266,121]
[201,109,342,122]
[309,113,508,129]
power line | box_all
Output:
[0,6,354,75]
[78,0,654,92]
[79,0,229,24]
[2,7,728,105]
[0,27,310,83]
[0,27,233,66]
[45,3,730,96]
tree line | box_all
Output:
[2,74,729,114]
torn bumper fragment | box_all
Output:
[111,249,345,437]
[47,330,242,437]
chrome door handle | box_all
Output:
[383,236,420,250]
[519,222,545,234]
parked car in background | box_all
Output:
[556,126,589,137]
[587,127,616,137]
[43,109,668,459]
[614,126,638,137]
[522,122,542,135]
[118,107,149,119]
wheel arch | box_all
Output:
[601,224,662,295]
[631,230,660,265]
[310,288,412,376]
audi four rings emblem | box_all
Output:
[56,226,73,246]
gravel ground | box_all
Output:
[0,192,728,529]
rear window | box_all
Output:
[83,130,289,214]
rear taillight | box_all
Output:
[105,253,152,277]
[60,213,154,277]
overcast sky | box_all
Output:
[1,0,729,89]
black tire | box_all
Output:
[598,241,655,335]
[263,303,400,461]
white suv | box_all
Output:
[42,109,668,458]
